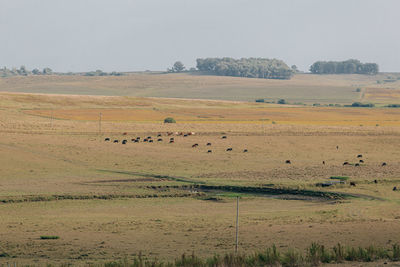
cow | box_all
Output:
[374,179,378,184]
[357,154,363,158]
[206,143,212,146]
[105,138,110,141]
[170,138,174,141]
[147,136,152,139]
[350,182,356,186]
[169,140,175,143]
[184,134,188,137]
[113,140,119,143]
[343,162,350,166]
[393,186,397,191]
[167,132,173,136]
[359,159,364,163]
[243,149,248,153]
[136,137,141,140]
[322,161,325,165]
[222,136,227,139]
[285,160,291,164]
[157,134,162,137]
[157,138,163,142]
[122,140,127,144]
[123,132,127,136]
[143,139,148,142]
[355,163,360,167]
[149,140,154,143]
[382,162,387,166]
[226,148,232,151]
[192,144,198,148]
[207,150,212,153]
[134,139,139,143]
[336,146,339,150]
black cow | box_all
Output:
[157,138,163,142]
[393,186,397,191]
[355,163,360,167]
[243,149,248,153]
[357,154,363,158]
[206,143,212,146]
[382,162,387,166]
[343,162,350,166]
[105,138,110,141]
[285,160,291,164]
[149,140,154,143]
[374,179,378,184]
[322,161,325,165]
[222,136,227,139]
[207,150,212,153]
[113,140,119,143]
[350,182,356,186]
[226,148,232,151]
[122,140,127,144]
[359,159,364,163]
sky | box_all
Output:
[1,0,399,72]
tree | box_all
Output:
[43,67,53,75]
[32,68,41,75]
[171,61,185,73]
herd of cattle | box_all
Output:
[104,132,248,153]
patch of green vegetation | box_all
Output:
[164,117,176,123]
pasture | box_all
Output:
[1,91,400,266]
[1,72,400,104]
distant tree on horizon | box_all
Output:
[309,59,378,75]
[169,61,185,73]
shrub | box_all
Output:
[351,102,375,107]
[356,88,361,92]
[40,235,59,240]
[282,249,303,267]
[330,176,349,181]
[164,117,176,123]
[255,99,265,103]
[277,99,286,104]
[387,104,400,108]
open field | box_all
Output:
[1,92,400,265]
[1,72,400,104]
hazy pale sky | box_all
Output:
[1,0,399,72]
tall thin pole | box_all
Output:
[235,196,239,253]
[99,112,102,134]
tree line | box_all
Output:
[309,59,378,75]
[196,57,293,80]
[1,66,53,77]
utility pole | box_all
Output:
[235,196,239,253]
[99,112,102,134]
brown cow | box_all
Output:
[343,162,350,166]
[192,144,198,148]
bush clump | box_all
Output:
[164,117,176,123]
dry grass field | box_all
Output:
[1,72,400,104]
[1,84,400,265]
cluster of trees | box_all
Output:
[309,59,378,75]
[84,70,123,76]
[0,66,52,77]
[196,57,293,79]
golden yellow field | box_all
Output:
[1,90,400,266]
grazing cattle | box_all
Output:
[222,136,227,139]
[393,186,397,191]
[285,160,291,164]
[143,138,148,142]
[226,148,232,151]
[131,139,136,142]
[357,154,363,158]
[207,150,212,153]
[355,163,360,167]
[350,182,356,186]
[359,159,364,163]
[157,134,162,137]
[122,140,127,144]
[147,136,152,139]
[149,140,154,143]
[343,161,350,166]
[184,134,188,137]
[123,132,127,135]
[134,139,139,143]
[382,162,387,166]
[170,137,174,141]
[192,144,198,148]
[374,179,378,184]
[188,132,195,135]
[243,149,248,153]
[113,140,119,143]
[206,143,212,146]
[157,138,163,142]
[169,140,175,143]
[322,161,325,165]
[336,146,339,150]
[136,137,141,140]
[167,132,173,136]
[105,138,110,141]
